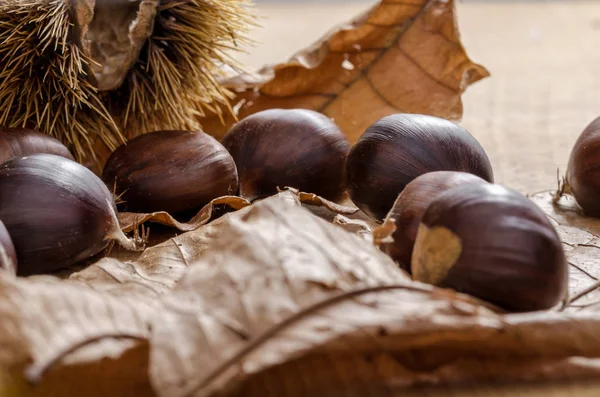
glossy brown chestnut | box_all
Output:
[566,116,600,216]
[0,220,17,274]
[0,154,137,276]
[222,109,350,201]
[0,128,74,164]
[346,113,494,220]
[412,183,568,312]
[102,130,238,214]
[380,171,487,272]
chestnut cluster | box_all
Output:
[0,109,576,314]
[0,109,350,276]
[401,178,567,312]
[344,114,567,312]
[101,109,350,214]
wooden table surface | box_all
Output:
[236,0,600,194]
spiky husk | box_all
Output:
[0,0,122,162]
[106,0,254,137]
[0,0,254,164]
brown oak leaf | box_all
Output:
[145,192,600,397]
[147,192,502,397]
[199,0,489,143]
[0,271,157,393]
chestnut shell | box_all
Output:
[0,128,74,164]
[102,130,239,214]
[412,183,568,312]
[0,220,17,273]
[566,117,600,216]
[346,113,494,220]
[0,154,118,276]
[380,171,487,272]
[222,109,350,201]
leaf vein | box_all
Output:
[181,284,434,397]
[317,4,424,113]
[569,260,598,281]
[396,46,458,92]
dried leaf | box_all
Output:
[530,191,600,311]
[199,0,489,142]
[71,191,334,299]
[144,190,600,397]
[373,216,398,245]
[0,272,157,386]
[229,354,600,397]
[332,214,374,242]
[0,341,153,397]
[329,211,396,244]
[284,189,359,215]
[531,191,600,237]
[0,195,278,395]
[118,196,251,233]
[146,192,506,397]
[205,302,600,397]
[117,191,356,233]
[71,211,242,297]
[0,195,277,394]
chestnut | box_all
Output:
[221,109,350,201]
[102,130,238,214]
[346,113,494,220]
[566,116,600,216]
[0,220,17,274]
[0,127,74,164]
[411,183,568,312]
[0,154,138,276]
[380,171,488,272]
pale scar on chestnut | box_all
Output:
[411,224,463,285]
[0,245,14,274]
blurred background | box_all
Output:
[235,0,600,194]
